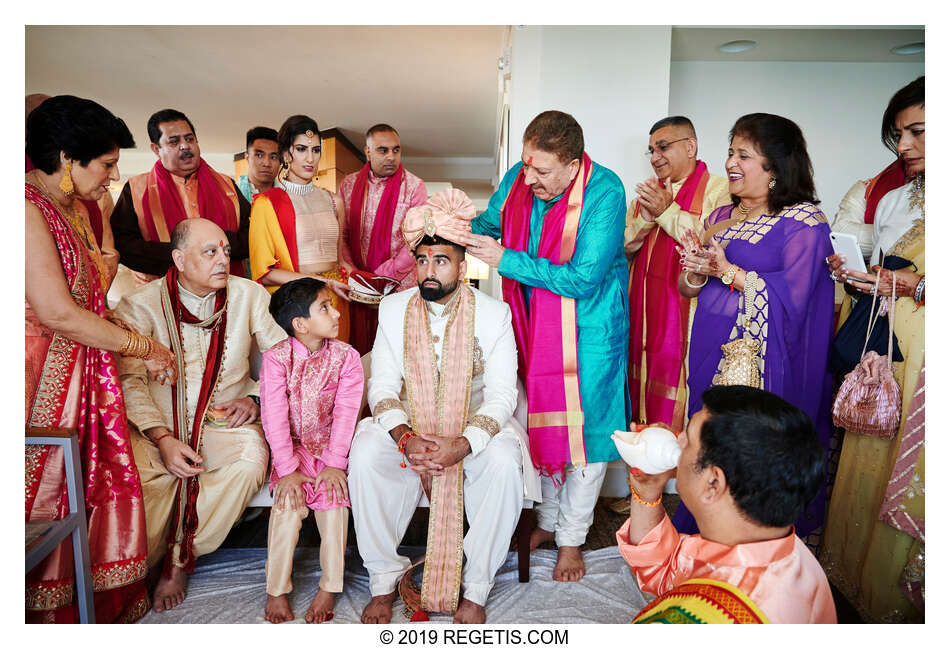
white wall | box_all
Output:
[669,61,924,215]
[509,26,673,201]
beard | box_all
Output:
[419,278,458,302]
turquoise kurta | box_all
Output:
[472,161,630,464]
[237,174,279,203]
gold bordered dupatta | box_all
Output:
[403,285,475,614]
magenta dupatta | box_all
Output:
[628,160,709,431]
[501,154,593,478]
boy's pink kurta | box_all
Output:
[260,337,363,510]
[617,516,837,624]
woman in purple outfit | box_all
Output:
[674,113,835,551]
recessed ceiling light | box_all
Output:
[891,42,924,55]
[719,40,756,54]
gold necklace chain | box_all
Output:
[736,201,766,222]
[27,170,109,293]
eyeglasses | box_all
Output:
[645,138,689,156]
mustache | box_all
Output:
[212,264,228,274]
[179,151,194,159]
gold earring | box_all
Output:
[60,162,74,196]
[768,178,776,191]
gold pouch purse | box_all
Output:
[712,271,762,388]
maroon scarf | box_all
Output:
[346,163,405,271]
[864,159,908,224]
[159,267,228,575]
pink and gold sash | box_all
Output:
[501,154,592,478]
[159,267,228,576]
[628,161,709,431]
[404,286,475,614]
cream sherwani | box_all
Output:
[115,275,286,567]
[349,285,540,607]
[624,173,731,251]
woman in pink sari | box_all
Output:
[26,96,176,623]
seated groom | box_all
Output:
[115,218,286,612]
[618,385,836,624]
[350,190,540,624]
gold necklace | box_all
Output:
[736,201,765,222]
[28,171,109,293]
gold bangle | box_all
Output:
[118,329,134,355]
[627,473,662,507]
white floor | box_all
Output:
[138,546,650,624]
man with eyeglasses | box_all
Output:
[625,116,730,437]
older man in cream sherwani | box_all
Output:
[350,218,540,624]
[115,218,285,613]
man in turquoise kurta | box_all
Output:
[237,126,280,202]
[463,110,629,583]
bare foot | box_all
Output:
[552,545,585,582]
[453,597,486,624]
[528,527,555,551]
[152,565,188,612]
[361,591,396,624]
[265,594,295,623]
[305,589,336,623]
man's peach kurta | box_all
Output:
[617,516,837,624]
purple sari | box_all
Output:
[673,203,835,549]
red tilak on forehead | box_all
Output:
[527,155,534,166]
[219,240,225,248]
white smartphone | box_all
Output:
[829,232,867,274]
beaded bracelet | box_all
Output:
[627,473,662,507]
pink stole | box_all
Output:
[136,159,243,275]
[628,160,709,431]
[404,287,475,614]
[501,154,593,478]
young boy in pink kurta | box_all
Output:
[260,278,363,623]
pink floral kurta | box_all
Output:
[260,337,364,510]
[339,168,427,290]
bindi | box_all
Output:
[219,240,225,249]
[527,156,534,166]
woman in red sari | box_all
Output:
[26,96,176,623]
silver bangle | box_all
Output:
[683,271,708,289]
[914,276,925,303]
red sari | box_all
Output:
[26,183,149,623]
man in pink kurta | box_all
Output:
[339,124,428,354]
[618,385,836,624]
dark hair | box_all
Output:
[268,277,329,337]
[147,109,196,145]
[246,126,279,149]
[415,234,466,260]
[277,115,321,165]
[366,123,399,140]
[523,110,584,164]
[649,115,696,138]
[26,95,135,174]
[729,113,818,214]
[694,386,824,528]
[169,219,193,252]
[881,76,924,155]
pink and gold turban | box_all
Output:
[401,188,476,250]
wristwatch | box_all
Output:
[720,265,739,286]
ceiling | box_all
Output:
[672,26,924,62]
[26,26,507,158]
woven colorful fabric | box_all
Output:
[633,578,770,624]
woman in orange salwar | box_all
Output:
[249,115,352,341]
[26,96,176,623]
